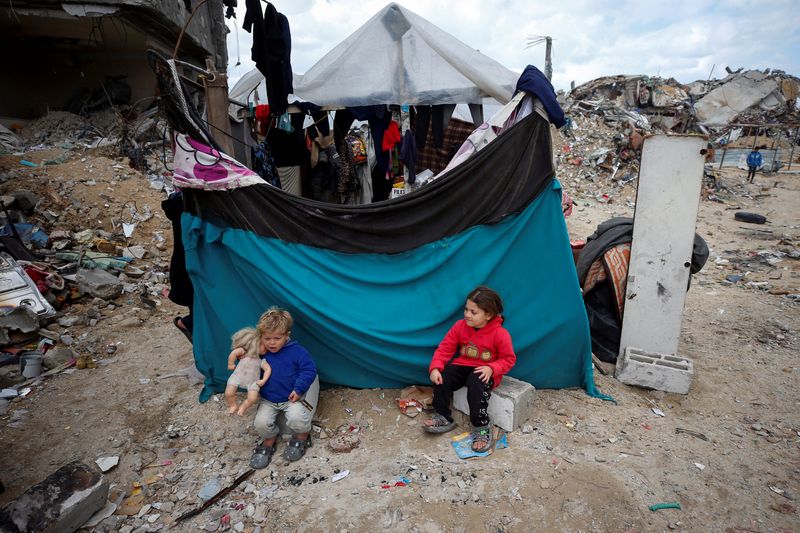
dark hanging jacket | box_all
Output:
[243,0,293,115]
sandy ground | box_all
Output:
[0,146,798,533]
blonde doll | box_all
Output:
[225,327,271,416]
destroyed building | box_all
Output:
[0,0,229,121]
[563,69,800,134]
[554,68,800,206]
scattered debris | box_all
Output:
[649,502,683,512]
[331,470,350,482]
[327,433,361,453]
[173,470,255,528]
[95,456,119,473]
[675,428,710,441]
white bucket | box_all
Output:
[19,351,43,378]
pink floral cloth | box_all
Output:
[172,133,266,190]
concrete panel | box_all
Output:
[619,135,705,358]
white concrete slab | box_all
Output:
[619,135,705,359]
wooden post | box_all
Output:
[788,128,799,170]
[718,129,732,170]
[544,37,553,81]
[769,128,777,171]
[202,58,234,156]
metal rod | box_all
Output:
[172,0,212,60]
[770,133,778,170]
[719,129,732,170]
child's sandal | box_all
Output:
[249,443,275,469]
[471,426,492,452]
[423,413,457,434]
[282,437,311,462]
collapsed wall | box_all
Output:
[0,0,228,121]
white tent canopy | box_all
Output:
[229,2,518,112]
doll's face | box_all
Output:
[260,329,289,354]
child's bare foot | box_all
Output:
[227,404,238,415]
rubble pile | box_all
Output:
[556,68,800,206]
[0,108,175,400]
[564,74,693,133]
[688,69,800,126]
[554,115,640,206]
[3,108,167,171]
[563,68,800,133]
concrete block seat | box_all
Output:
[453,375,536,432]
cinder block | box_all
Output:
[453,375,536,432]
[0,460,108,533]
[615,346,694,394]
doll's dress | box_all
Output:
[227,355,262,391]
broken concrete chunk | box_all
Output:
[0,306,40,334]
[43,345,76,369]
[0,461,108,533]
[9,190,39,211]
[76,268,123,300]
[122,246,146,260]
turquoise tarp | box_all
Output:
[183,180,601,402]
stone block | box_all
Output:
[615,346,694,394]
[0,306,40,334]
[453,375,536,432]
[76,268,122,300]
[43,346,76,369]
[0,461,108,533]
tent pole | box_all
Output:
[401,105,411,189]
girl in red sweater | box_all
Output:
[423,286,517,452]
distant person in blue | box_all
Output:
[247,307,317,469]
[746,147,762,183]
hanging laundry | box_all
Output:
[431,105,455,148]
[243,0,293,115]
[337,138,358,204]
[399,129,418,184]
[382,121,401,151]
[415,106,431,151]
[513,65,566,128]
[254,104,270,136]
[345,133,368,165]
[251,139,281,188]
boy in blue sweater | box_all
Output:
[247,307,317,469]
[746,147,762,183]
